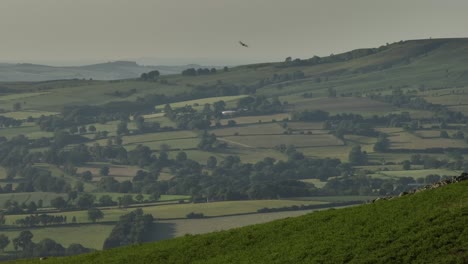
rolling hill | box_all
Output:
[0,61,210,82]
[13,180,468,264]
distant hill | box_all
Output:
[14,180,468,263]
[0,61,210,82]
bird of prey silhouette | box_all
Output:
[239,41,249,47]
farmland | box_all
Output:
[1,38,468,261]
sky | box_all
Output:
[1,0,468,66]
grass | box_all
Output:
[374,169,461,179]
[0,124,52,139]
[377,128,466,150]
[220,134,343,149]
[15,180,468,263]
[5,199,329,225]
[218,113,290,126]
[0,110,58,120]
[211,123,285,137]
[282,96,395,115]
[1,224,114,251]
[0,192,66,208]
[154,95,248,111]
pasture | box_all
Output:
[220,134,343,149]
[1,224,114,251]
[211,123,285,137]
[5,199,329,225]
[373,169,461,179]
[282,96,395,115]
[0,124,52,139]
[0,110,58,120]
[218,113,290,125]
[0,192,66,208]
[154,95,248,111]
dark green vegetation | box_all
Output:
[12,181,468,264]
[2,38,468,260]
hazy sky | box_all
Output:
[1,0,468,65]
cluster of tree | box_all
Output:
[186,212,204,218]
[293,110,412,127]
[198,131,227,150]
[236,96,284,115]
[373,134,391,152]
[279,47,389,68]
[271,71,305,82]
[108,88,137,98]
[15,214,68,227]
[257,201,360,213]
[181,68,217,76]
[369,90,466,123]
[164,104,211,130]
[140,70,160,81]
[103,209,154,249]
[8,231,91,259]
[0,116,22,127]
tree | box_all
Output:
[135,194,144,203]
[439,130,449,138]
[176,151,188,162]
[207,156,217,169]
[76,193,96,209]
[116,121,129,136]
[13,230,33,251]
[81,171,93,181]
[99,195,115,206]
[50,197,67,210]
[402,160,411,170]
[0,234,9,252]
[100,166,110,176]
[119,195,134,208]
[348,146,367,165]
[88,125,97,132]
[87,208,104,223]
[13,102,22,111]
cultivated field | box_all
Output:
[220,134,343,149]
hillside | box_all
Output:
[2,38,468,262]
[13,181,468,263]
[0,61,209,82]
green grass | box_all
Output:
[220,134,343,149]
[5,199,328,225]
[14,181,468,263]
[1,224,114,251]
[0,110,58,120]
[0,124,52,139]
[0,192,66,208]
[374,169,461,179]
[154,95,248,111]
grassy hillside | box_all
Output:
[14,181,468,264]
[0,61,209,82]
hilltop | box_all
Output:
[12,180,468,264]
[0,61,210,82]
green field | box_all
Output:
[0,192,66,208]
[373,169,461,179]
[220,134,343,149]
[5,199,329,225]
[0,110,58,120]
[155,95,248,111]
[211,123,285,136]
[0,124,53,139]
[16,181,467,264]
[1,224,114,251]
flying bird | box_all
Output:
[239,41,249,48]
